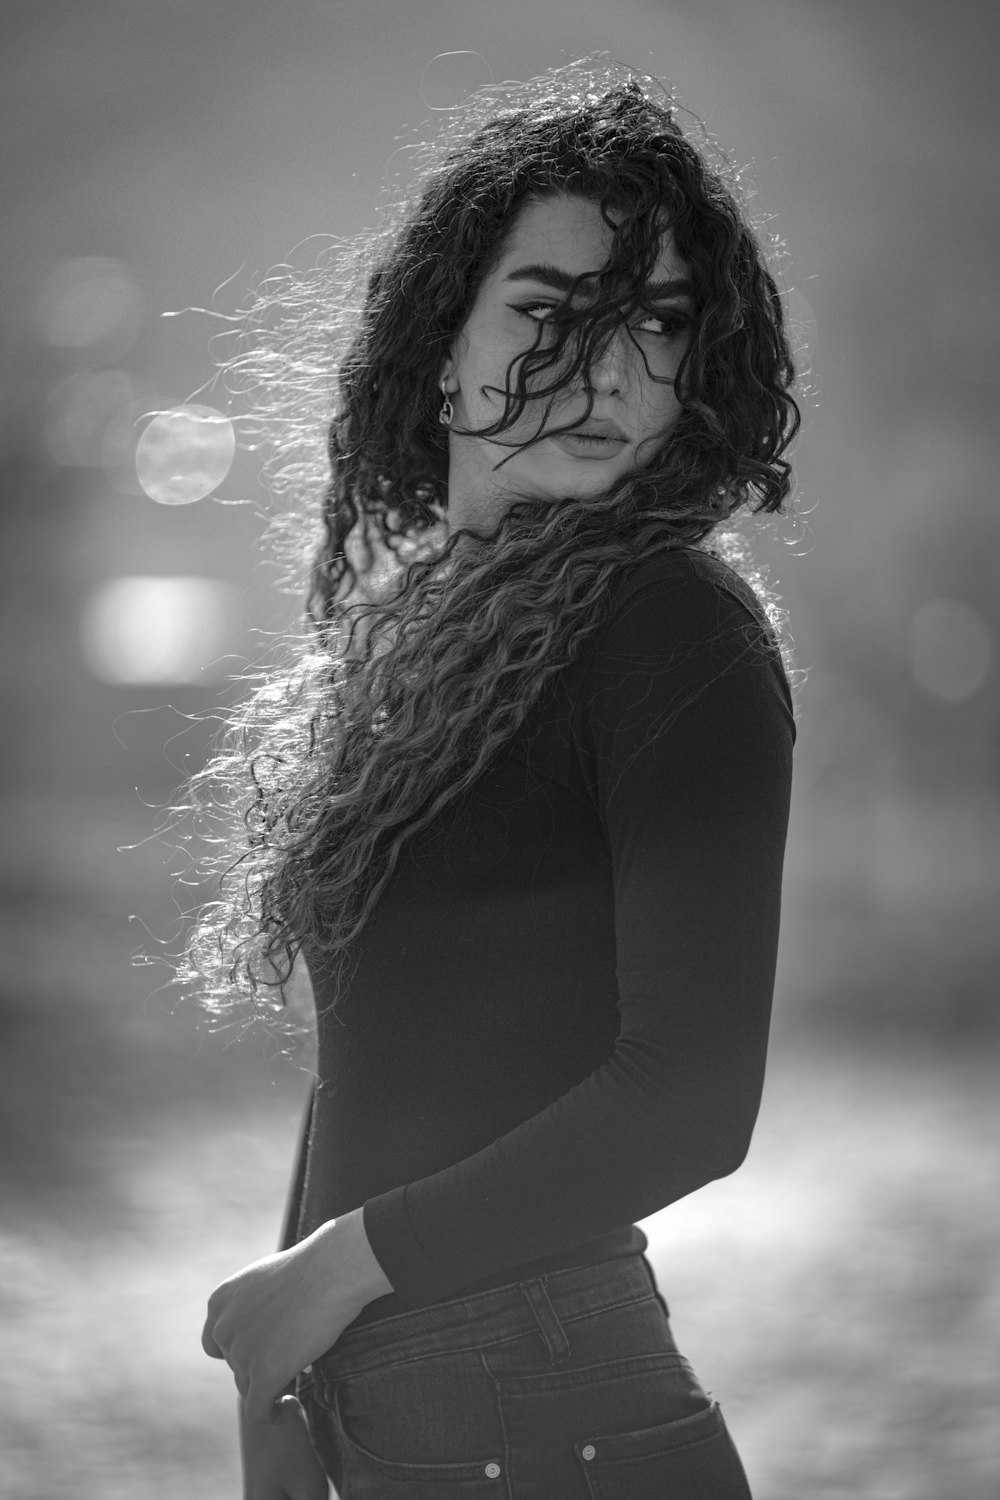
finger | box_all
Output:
[245,1379,281,1426]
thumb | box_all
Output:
[273,1394,304,1422]
[247,1385,301,1426]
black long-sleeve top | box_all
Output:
[287,545,795,1324]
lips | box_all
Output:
[550,428,628,461]
[565,417,627,440]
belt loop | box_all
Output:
[519,1278,571,1364]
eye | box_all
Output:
[514,301,559,322]
[633,310,690,338]
[513,302,691,337]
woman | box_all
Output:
[196,59,799,1499]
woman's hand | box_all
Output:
[202,1207,392,1423]
[239,1394,329,1500]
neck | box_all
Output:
[445,434,523,537]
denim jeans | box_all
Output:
[298,1254,752,1498]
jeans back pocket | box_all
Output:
[576,1400,753,1499]
[330,1369,507,1497]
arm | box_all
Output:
[204,1204,392,1423]
[206,970,391,1442]
[363,559,795,1305]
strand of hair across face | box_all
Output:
[176,65,800,1020]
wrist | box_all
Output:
[310,1207,394,1308]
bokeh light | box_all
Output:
[931,267,1000,386]
[80,576,242,684]
[910,598,992,703]
[135,404,236,505]
[37,257,143,349]
[44,370,155,471]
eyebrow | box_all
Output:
[503,261,696,302]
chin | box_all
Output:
[549,462,632,500]
[519,452,627,494]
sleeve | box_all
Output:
[362,556,795,1307]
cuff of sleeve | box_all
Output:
[362,1187,453,1309]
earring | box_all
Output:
[438,385,454,428]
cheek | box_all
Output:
[632,388,684,466]
[464,319,521,388]
[633,432,669,469]
[633,382,681,439]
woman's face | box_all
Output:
[441,193,694,533]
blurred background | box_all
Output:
[1,1,997,1496]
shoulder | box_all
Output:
[602,545,780,655]
[573,544,795,733]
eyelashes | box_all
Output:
[512,302,690,338]
[515,301,559,321]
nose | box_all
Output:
[585,325,630,395]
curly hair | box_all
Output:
[181,57,800,1016]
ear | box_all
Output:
[439,329,469,394]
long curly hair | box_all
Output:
[181,58,800,1017]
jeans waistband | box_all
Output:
[313,1253,663,1380]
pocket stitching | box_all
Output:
[482,1348,690,1393]
[577,1398,724,1465]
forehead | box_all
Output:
[493,193,686,284]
